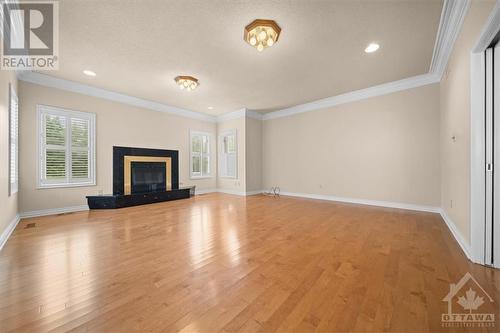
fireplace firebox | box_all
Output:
[131,161,166,194]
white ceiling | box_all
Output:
[50,0,443,116]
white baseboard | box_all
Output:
[20,205,89,219]
[194,188,218,195]
[195,188,263,196]
[203,189,440,213]
[245,190,263,196]
[279,191,440,213]
[216,188,249,196]
[0,214,20,251]
[439,209,473,262]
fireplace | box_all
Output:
[113,146,179,195]
[87,146,192,209]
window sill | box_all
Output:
[37,181,96,189]
[219,176,238,179]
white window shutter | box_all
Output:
[219,129,237,178]
[190,131,211,178]
[38,105,95,188]
[9,84,18,195]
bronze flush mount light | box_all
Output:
[244,19,281,52]
[174,76,199,91]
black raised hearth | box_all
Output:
[86,146,193,209]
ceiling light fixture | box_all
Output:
[207,106,214,110]
[244,19,281,52]
[83,70,96,76]
[175,76,199,91]
[365,43,380,53]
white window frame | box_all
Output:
[37,105,96,189]
[218,129,237,179]
[9,83,18,195]
[190,130,211,179]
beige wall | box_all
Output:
[0,70,18,236]
[263,84,441,207]
[216,117,246,192]
[245,117,262,192]
[440,0,495,244]
[18,81,217,213]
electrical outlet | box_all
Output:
[450,200,453,208]
[98,189,103,196]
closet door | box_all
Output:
[493,42,500,268]
[485,47,493,265]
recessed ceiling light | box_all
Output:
[83,70,96,77]
[175,76,199,91]
[365,43,380,53]
[244,19,281,52]
[207,106,214,110]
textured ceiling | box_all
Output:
[47,0,443,115]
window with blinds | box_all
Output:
[190,131,211,178]
[9,84,18,195]
[37,105,95,188]
[219,129,237,178]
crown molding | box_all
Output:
[262,73,440,121]
[17,71,217,123]
[430,0,471,79]
[472,0,500,53]
[216,108,263,123]
[216,108,247,122]
[246,109,264,121]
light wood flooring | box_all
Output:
[0,193,499,332]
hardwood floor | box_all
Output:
[1,193,498,332]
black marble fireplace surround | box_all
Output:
[86,146,192,209]
[113,146,179,195]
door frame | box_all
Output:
[470,1,500,267]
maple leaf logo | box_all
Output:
[457,288,485,313]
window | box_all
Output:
[190,131,211,178]
[219,129,237,178]
[37,105,96,188]
[9,84,18,195]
